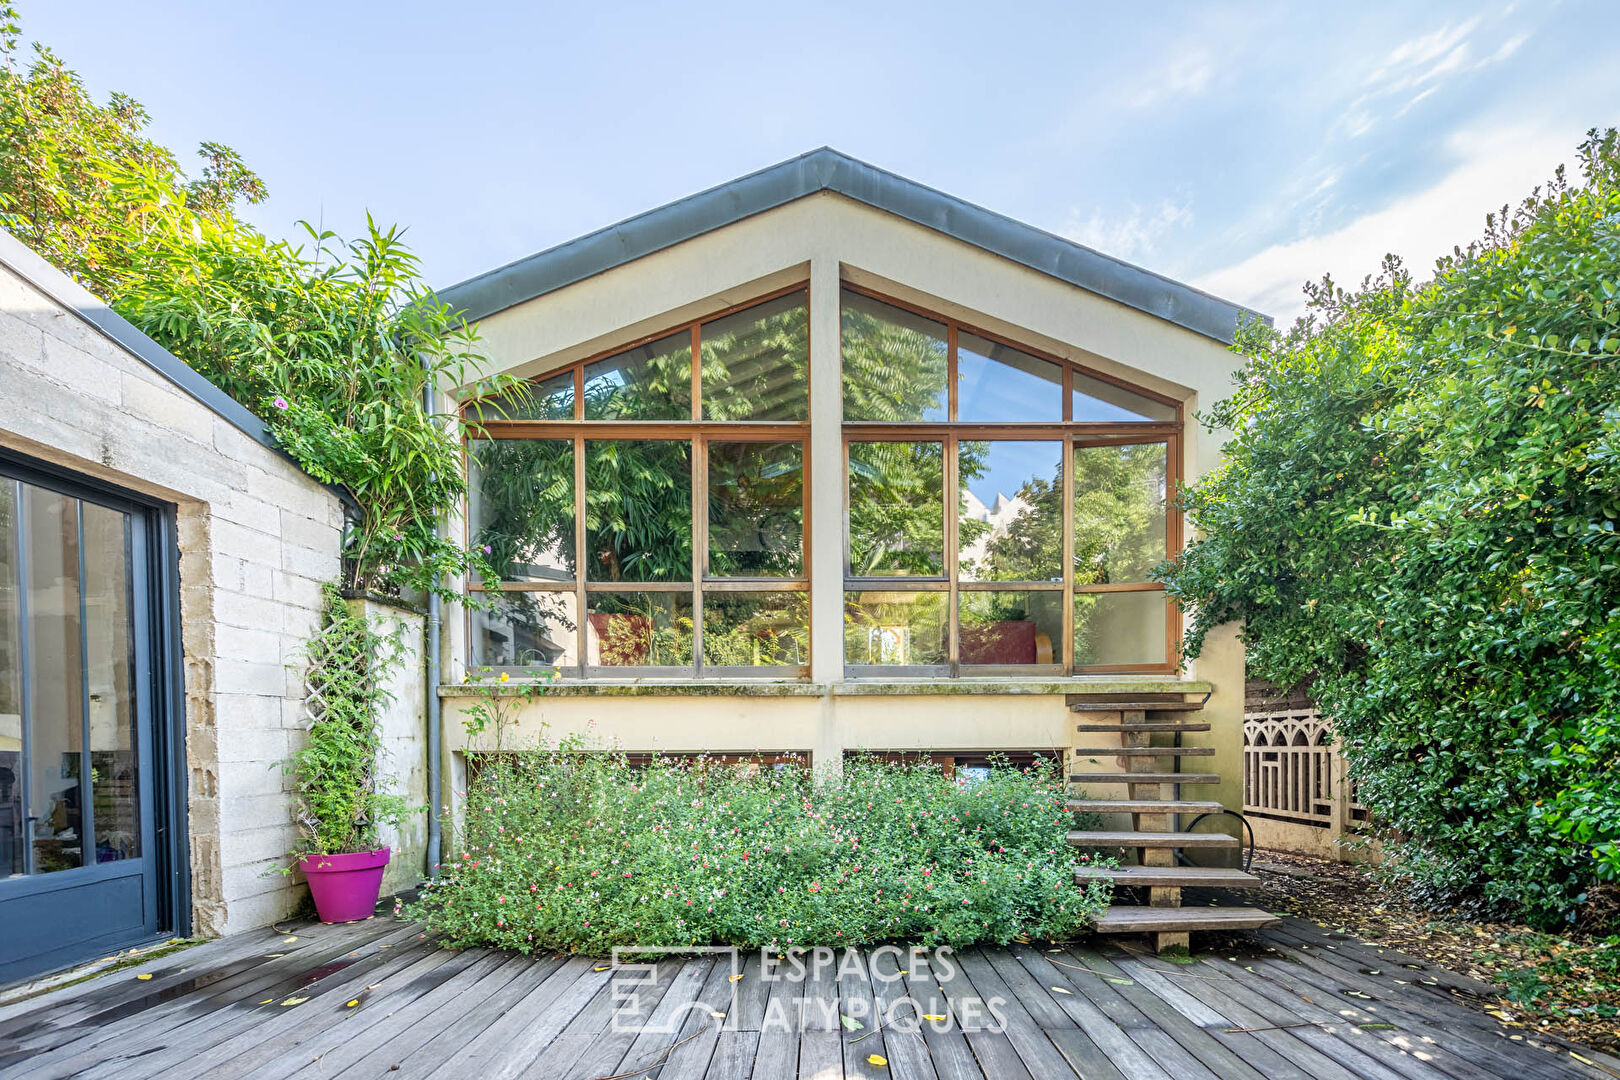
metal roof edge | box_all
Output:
[434,147,1269,343]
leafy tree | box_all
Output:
[0,5,511,601]
[1162,130,1620,927]
[0,5,265,295]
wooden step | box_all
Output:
[1074,865,1263,888]
[1091,906,1279,934]
[1072,746,1215,757]
[1076,721,1211,733]
[1071,772,1220,785]
[1069,700,1205,712]
[1068,830,1240,849]
[1066,799,1224,814]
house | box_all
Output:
[435,149,1266,947]
[0,229,422,983]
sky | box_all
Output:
[23,1,1620,326]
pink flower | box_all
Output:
[272,396,289,410]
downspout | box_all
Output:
[423,364,444,878]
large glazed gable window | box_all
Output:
[466,286,809,678]
[840,284,1182,675]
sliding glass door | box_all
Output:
[1,461,167,981]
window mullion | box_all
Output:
[945,434,959,676]
[692,436,706,676]
[1062,437,1076,676]
[573,434,587,678]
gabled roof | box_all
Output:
[436,147,1263,344]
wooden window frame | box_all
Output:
[839,283,1184,677]
[464,285,812,680]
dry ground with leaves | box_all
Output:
[1252,848,1620,1054]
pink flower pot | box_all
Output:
[299,848,391,923]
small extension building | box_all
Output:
[435,149,1271,946]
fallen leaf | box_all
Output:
[281,936,298,944]
[840,1013,864,1032]
[1106,978,1133,985]
[347,1000,360,1008]
[135,974,153,981]
[281,996,309,1006]
[593,965,610,972]
[728,973,744,983]
[867,1054,888,1067]
[1050,986,1072,995]
[710,1011,725,1019]
[265,954,285,959]
[922,1014,948,1022]
[258,999,274,1004]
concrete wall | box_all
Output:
[437,192,1251,834]
[0,243,347,935]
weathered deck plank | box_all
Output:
[3,914,1617,1080]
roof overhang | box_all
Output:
[435,148,1266,344]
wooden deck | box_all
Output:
[2,913,1616,1080]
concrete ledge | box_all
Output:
[437,676,1210,699]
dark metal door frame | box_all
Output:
[0,447,190,969]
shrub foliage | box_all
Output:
[1162,130,1620,927]
[410,751,1109,952]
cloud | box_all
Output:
[1125,45,1215,109]
[1195,126,1575,322]
[1339,18,1530,138]
[1064,198,1194,262]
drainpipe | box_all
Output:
[423,365,444,879]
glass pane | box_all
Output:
[587,592,694,667]
[957,332,1061,423]
[469,368,575,421]
[708,442,803,577]
[469,439,576,583]
[702,592,808,668]
[470,591,578,670]
[0,483,20,877]
[1073,371,1177,422]
[841,290,948,422]
[1074,590,1168,667]
[701,292,809,421]
[959,591,1063,666]
[26,486,84,874]
[583,330,692,420]
[1073,442,1168,584]
[844,591,946,666]
[847,442,944,577]
[82,502,138,863]
[957,441,1063,582]
[585,440,692,582]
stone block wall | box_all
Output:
[0,234,352,935]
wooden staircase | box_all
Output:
[1066,697,1277,951]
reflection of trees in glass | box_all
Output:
[708,443,802,576]
[841,293,947,422]
[584,442,693,581]
[589,593,693,666]
[703,593,808,667]
[848,442,944,575]
[1073,444,1167,584]
[470,440,574,581]
[701,295,808,421]
[584,332,691,420]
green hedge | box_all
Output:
[408,753,1110,952]
[1162,130,1620,927]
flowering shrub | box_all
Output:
[408,751,1111,952]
